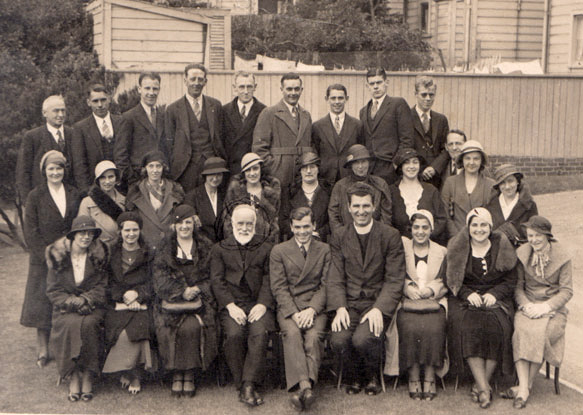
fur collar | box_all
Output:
[225,174,281,217]
[88,186,124,220]
[158,231,214,275]
[45,236,109,272]
[446,229,517,296]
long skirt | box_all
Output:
[20,260,52,330]
[513,310,567,367]
[397,308,446,373]
[102,330,154,373]
[156,314,203,371]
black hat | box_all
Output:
[66,216,102,240]
[116,211,143,229]
[173,204,196,224]
[201,157,229,175]
[141,150,168,168]
[521,216,556,242]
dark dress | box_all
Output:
[152,234,218,372]
[45,237,109,377]
[282,181,330,242]
[184,183,225,243]
[21,183,80,330]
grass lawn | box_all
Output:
[1,190,583,414]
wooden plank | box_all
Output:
[112,51,204,63]
[478,9,543,18]
[104,0,112,68]
[478,25,543,35]
[112,18,205,31]
[112,40,204,53]
[113,29,204,41]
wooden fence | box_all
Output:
[114,71,583,159]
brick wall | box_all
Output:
[489,156,583,177]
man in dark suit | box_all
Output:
[440,129,467,189]
[410,76,450,189]
[270,207,330,411]
[165,64,226,193]
[359,68,414,185]
[71,84,122,193]
[210,204,274,407]
[222,71,266,177]
[328,182,405,396]
[312,84,362,190]
[16,95,74,202]
[114,72,166,188]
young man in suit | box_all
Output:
[114,72,166,188]
[210,204,274,407]
[328,182,405,396]
[222,71,266,177]
[359,68,414,185]
[165,64,226,193]
[440,129,467,188]
[410,76,450,189]
[312,84,363,190]
[16,95,74,202]
[270,207,330,411]
[71,84,122,193]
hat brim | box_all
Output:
[66,227,102,241]
[241,159,263,172]
[456,150,488,169]
[494,171,523,187]
[94,168,121,185]
[343,156,373,169]
[201,167,229,175]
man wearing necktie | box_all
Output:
[410,76,450,190]
[439,129,467,189]
[270,207,330,411]
[71,84,122,193]
[114,72,167,189]
[359,68,414,186]
[222,71,266,177]
[312,84,363,190]
[16,95,74,202]
[166,64,226,193]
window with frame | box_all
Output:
[420,2,429,33]
[571,14,583,67]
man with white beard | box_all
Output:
[210,204,275,407]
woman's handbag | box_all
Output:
[161,296,203,313]
[402,298,440,313]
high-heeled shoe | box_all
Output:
[478,390,492,409]
[408,380,422,400]
[171,372,183,397]
[423,380,437,401]
[183,371,196,398]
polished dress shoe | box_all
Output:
[290,391,304,411]
[302,388,316,410]
[346,382,362,395]
[239,384,257,407]
[364,377,381,396]
[252,389,264,406]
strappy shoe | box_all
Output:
[478,390,492,409]
[37,355,49,369]
[120,374,131,389]
[423,380,437,401]
[67,392,80,402]
[81,392,93,402]
[128,376,141,395]
[499,387,517,399]
[513,396,528,409]
[408,380,422,400]
[470,384,480,403]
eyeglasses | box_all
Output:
[419,93,435,98]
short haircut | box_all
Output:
[184,63,208,77]
[138,72,161,85]
[290,206,313,223]
[448,129,467,142]
[280,73,302,86]
[233,70,255,84]
[42,95,65,112]
[414,75,436,92]
[366,67,387,81]
[326,83,347,98]
[87,83,109,97]
[346,182,375,205]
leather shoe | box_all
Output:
[364,377,381,396]
[239,384,257,407]
[478,390,492,409]
[346,382,362,395]
[290,391,304,411]
[302,388,316,410]
[252,389,264,406]
[513,396,527,409]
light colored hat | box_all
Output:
[39,150,66,173]
[240,153,263,172]
[410,209,434,231]
[344,144,373,168]
[94,160,120,185]
[456,140,488,169]
[466,207,493,228]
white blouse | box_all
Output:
[71,252,87,286]
[48,184,67,218]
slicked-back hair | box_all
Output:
[448,129,467,142]
[366,67,387,81]
[138,72,161,85]
[414,75,436,92]
[280,73,302,86]
[42,95,65,112]
[326,83,347,97]
[184,63,208,77]
[346,182,375,205]
[290,206,313,224]
[233,70,255,84]
[87,83,109,97]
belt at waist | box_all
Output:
[270,146,313,155]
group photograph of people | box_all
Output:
[9,63,577,414]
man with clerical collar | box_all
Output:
[16,95,74,201]
[71,84,122,192]
[165,63,226,193]
[327,182,405,396]
[270,207,330,411]
[328,144,392,236]
[210,204,274,408]
[312,84,363,190]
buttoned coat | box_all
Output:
[270,238,330,319]
[71,113,122,192]
[411,107,449,188]
[252,100,313,187]
[282,183,330,242]
[114,104,166,184]
[312,113,362,188]
[327,220,405,317]
[210,235,274,312]
[16,125,74,201]
[184,184,225,243]
[165,95,226,185]
[222,97,266,175]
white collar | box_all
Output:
[186,93,203,109]
[238,99,253,113]
[295,237,312,252]
[353,220,373,235]
[46,123,64,139]
[92,112,112,124]
[329,112,345,122]
[140,101,155,116]
[373,94,386,108]
[415,105,431,120]
[283,100,298,115]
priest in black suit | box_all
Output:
[222,72,266,177]
[71,84,122,193]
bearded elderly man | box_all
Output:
[270,207,330,411]
[210,204,274,407]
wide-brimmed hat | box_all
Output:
[141,150,168,168]
[493,164,523,189]
[173,204,196,224]
[393,148,425,170]
[94,160,120,185]
[299,152,320,168]
[116,211,143,229]
[344,144,373,168]
[456,140,488,169]
[521,215,556,241]
[201,157,229,176]
[240,153,263,172]
[40,150,66,173]
[66,215,102,240]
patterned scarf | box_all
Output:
[145,180,166,206]
[530,243,551,280]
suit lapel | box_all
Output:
[88,117,105,158]
[285,239,306,273]
[430,110,438,144]
[322,115,340,152]
[297,241,321,283]
[41,127,59,152]
[136,105,156,137]
[274,101,298,135]
[346,225,365,268]
[412,107,425,138]
[362,222,378,269]
[371,97,390,130]
[226,99,243,135]
[296,106,310,145]
[203,96,216,140]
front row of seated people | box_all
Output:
[39,179,571,412]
